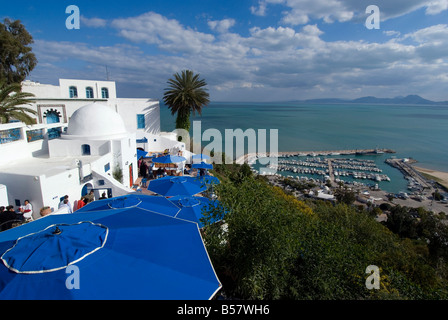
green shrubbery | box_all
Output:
[202,165,448,299]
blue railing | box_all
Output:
[47,127,62,140]
[0,128,22,144]
[26,129,44,142]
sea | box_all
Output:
[160,102,448,193]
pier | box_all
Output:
[385,158,431,189]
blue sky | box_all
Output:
[3,0,448,101]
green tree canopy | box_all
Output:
[202,165,448,299]
[163,70,209,134]
[0,18,37,85]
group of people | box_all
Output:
[0,200,33,231]
[58,190,108,213]
[0,190,111,232]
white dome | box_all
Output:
[66,103,128,139]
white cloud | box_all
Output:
[111,12,215,54]
[383,30,401,37]
[208,18,236,33]
[425,0,448,14]
[252,0,448,25]
[30,10,448,101]
[250,0,268,16]
[406,24,448,44]
[80,16,107,28]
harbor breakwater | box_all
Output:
[236,148,395,164]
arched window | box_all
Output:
[86,87,94,99]
[82,144,91,156]
[45,110,60,124]
[101,87,109,99]
[69,86,78,98]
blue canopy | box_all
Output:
[148,176,207,197]
[136,137,148,143]
[0,208,221,300]
[137,149,148,159]
[169,196,223,228]
[152,155,186,164]
[192,162,213,170]
[76,194,180,217]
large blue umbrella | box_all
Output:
[148,176,207,197]
[192,162,213,170]
[169,196,223,228]
[152,155,186,164]
[0,208,221,300]
[76,194,180,217]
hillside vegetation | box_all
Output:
[202,164,448,299]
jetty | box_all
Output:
[236,148,395,164]
[385,158,431,189]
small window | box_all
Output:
[82,144,91,156]
[69,86,78,98]
[86,87,94,99]
[137,114,145,129]
[101,87,109,99]
[104,163,110,172]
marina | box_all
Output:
[274,157,391,183]
[248,148,433,194]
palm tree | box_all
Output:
[163,70,210,135]
[0,81,36,125]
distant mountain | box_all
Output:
[303,95,448,105]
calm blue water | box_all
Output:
[160,102,448,193]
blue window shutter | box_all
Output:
[137,114,145,129]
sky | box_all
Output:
[2,0,448,102]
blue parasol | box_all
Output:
[148,176,207,197]
[192,162,213,170]
[169,196,223,228]
[137,149,148,159]
[76,194,180,217]
[152,155,186,164]
[0,208,221,300]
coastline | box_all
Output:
[413,166,448,190]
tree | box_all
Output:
[334,185,356,205]
[203,165,448,299]
[163,70,209,137]
[0,19,37,84]
[0,82,36,124]
[385,205,418,239]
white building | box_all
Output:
[0,79,186,219]
[21,79,185,152]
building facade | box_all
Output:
[0,79,186,219]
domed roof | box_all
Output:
[66,103,128,139]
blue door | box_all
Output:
[46,111,60,124]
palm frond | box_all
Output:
[0,82,36,124]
